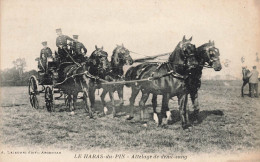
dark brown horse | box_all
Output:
[88,45,133,117]
[157,40,222,124]
[125,36,198,129]
[100,44,133,116]
[187,40,222,121]
[54,62,93,117]
[241,67,250,97]
[87,46,111,114]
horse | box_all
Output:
[241,67,250,97]
[55,49,109,118]
[55,62,91,116]
[126,40,222,126]
[100,44,133,116]
[187,40,222,121]
[125,36,198,129]
[88,45,133,117]
[156,40,222,124]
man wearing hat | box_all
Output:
[55,28,74,62]
[71,35,88,63]
[39,41,53,72]
[248,66,259,98]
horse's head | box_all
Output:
[197,40,222,71]
[90,45,110,72]
[112,44,133,66]
[169,36,198,71]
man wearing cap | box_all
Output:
[39,41,53,72]
[248,66,259,98]
[71,35,88,63]
[55,28,74,62]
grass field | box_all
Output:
[0,80,259,155]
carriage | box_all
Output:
[28,57,63,112]
[28,38,222,129]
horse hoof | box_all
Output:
[153,113,159,124]
[70,111,75,115]
[104,107,108,115]
[126,116,134,120]
[112,111,116,118]
[182,123,192,129]
[193,119,199,125]
[162,118,168,125]
[89,113,94,119]
[166,111,172,121]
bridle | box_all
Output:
[166,42,198,73]
[202,45,220,68]
[114,47,132,65]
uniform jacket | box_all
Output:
[72,41,87,55]
[40,47,52,60]
[248,69,259,84]
[56,35,74,48]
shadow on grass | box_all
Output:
[166,109,224,125]
[242,93,251,97]
[195,110,224,124]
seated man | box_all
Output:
[39,41,53,72]
[71,35,88,63]
[56,28,74,63]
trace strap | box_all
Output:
[100,70,186,85]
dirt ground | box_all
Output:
[0,80,259,155]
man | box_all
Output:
[71,35,88,63]
[39,41,53,72]
[56,28,74,63]
[248,66,259,98]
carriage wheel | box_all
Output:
[45,86,54,112]
[28,76,39,109]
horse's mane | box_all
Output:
[168,42,183,62]
[197,43,211,52]
[111,46,124,67]
[89,50,97,59]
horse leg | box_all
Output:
[178,94,190,129]
[161,93,171,125]
[88,87,96,113]
[139,91,149,122]
[108,91,116,117]
[81,75,93,118]
[100,89,108,115]
[190,91,199,122]
[117,85,124,106]
[152,94,159,125]
[129,86,140,106]
[127,86,140,120]
[72,92,78,111]
[67,94,72,111]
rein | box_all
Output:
[63,48,82,67]
[130,50,167,61]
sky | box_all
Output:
[1,0,260,78]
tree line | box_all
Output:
[0,58,37,86]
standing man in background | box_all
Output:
[248,66,259,98]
